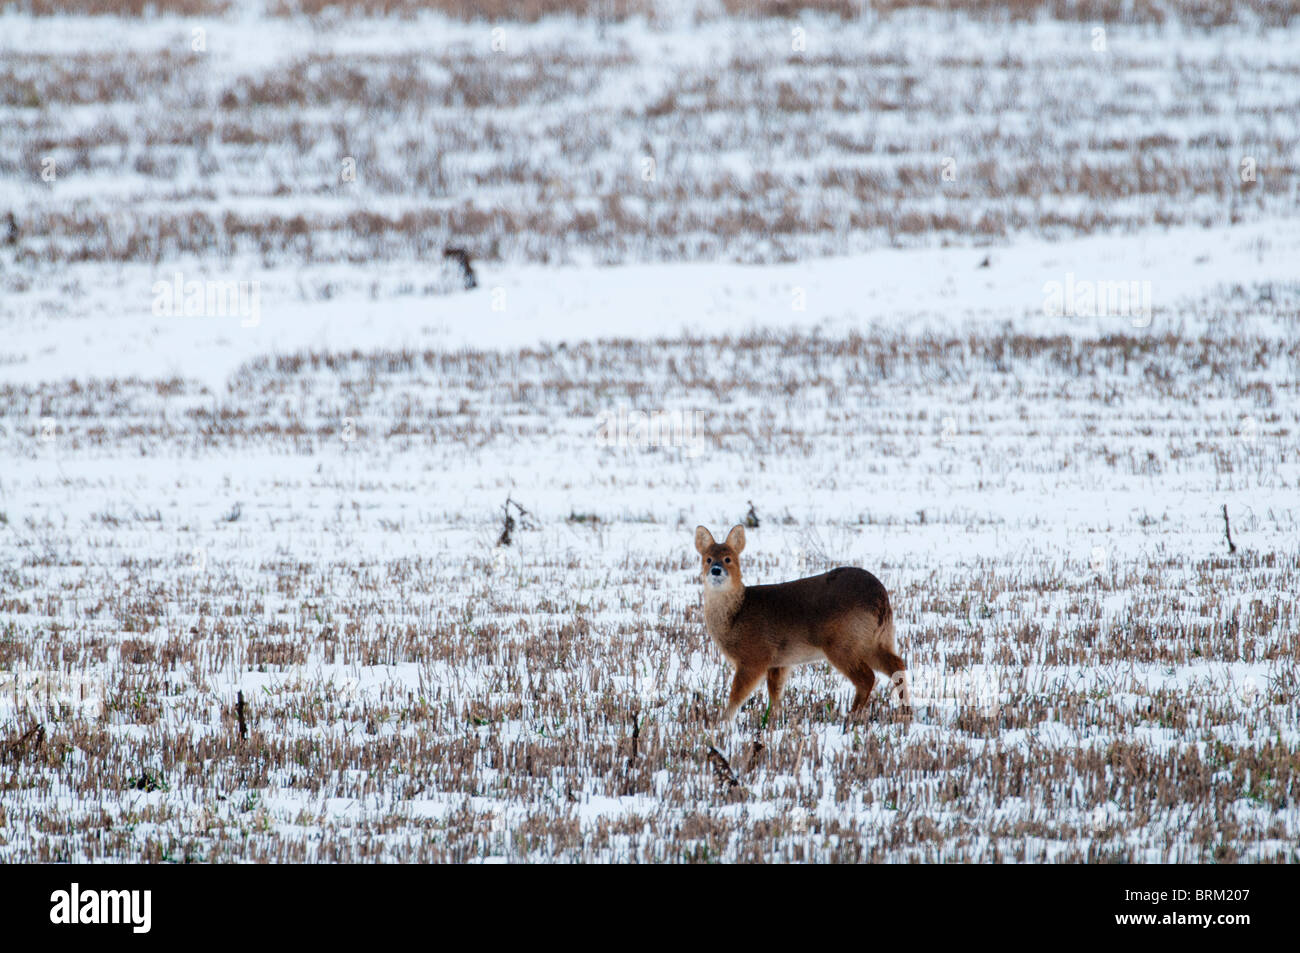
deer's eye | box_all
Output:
[724,557,731,564]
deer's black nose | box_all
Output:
[710,565,723,576]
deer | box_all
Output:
[694,524,909,724]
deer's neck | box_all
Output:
[702,584,745,638]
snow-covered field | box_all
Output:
[1,2,1298,863]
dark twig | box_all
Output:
[1222,504,1237,555]
[3,723,45,762]
[443,246,477,290]
[627,712,640,767]
[706,746,739,787]
[497,495,539,547]
[236,691,248,740]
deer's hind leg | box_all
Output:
[823,641,878,716]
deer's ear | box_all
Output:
[725,524,746,554]
[694,525,715,555]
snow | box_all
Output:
[2,216,1297,388]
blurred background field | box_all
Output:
[0,1,1297,863]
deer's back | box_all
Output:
[733,567,891,654]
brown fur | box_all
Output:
[694,524,909,723]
